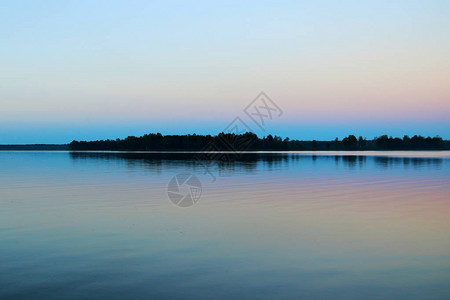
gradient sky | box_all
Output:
[1,0,449,144]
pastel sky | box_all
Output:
[1,0,449,144]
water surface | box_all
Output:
[1,151,449,299]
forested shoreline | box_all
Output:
[68,133,449,151]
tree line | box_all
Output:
[69,133,448,151]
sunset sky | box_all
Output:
[1,0,449,143]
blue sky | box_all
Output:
[1,0,449,143]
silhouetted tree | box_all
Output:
[358,136,366,149]
[342,135,357,150]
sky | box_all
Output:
[1,0,449,144]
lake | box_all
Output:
[1,151,449,299]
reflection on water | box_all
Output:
[1,151,450,299]
[68,151,444,175]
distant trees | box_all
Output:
[68,133,448,151]
[328,135,444,150]
[358,136,367,149]
[70,133,216,151]
[342,135,357,150]
[374,135,444,150]
[69,132,300,151]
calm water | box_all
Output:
[1,151,449,299]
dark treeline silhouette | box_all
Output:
[69,133,449,151]
[0,144,68,151]
[69,133,293,151]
